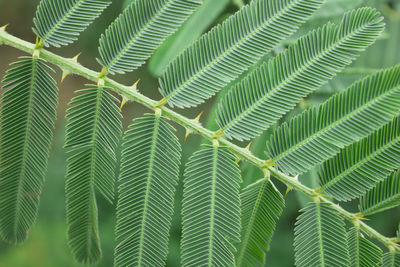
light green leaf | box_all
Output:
[149,0,230,77]
[217,7,385,141]
[266,63,400,176]
[359,170,400,216]
[181,145,241,266]
[348,227,383,267]
[159,0,324,108]
[65,85,122,264]
[114,114,181,266]
[236,178,284,267]
[33,0,111,47]
[0,57,58,243]
[97,0,200,74]
[320,116,400,201]
[381,252,400,267]
[294,202,349,267]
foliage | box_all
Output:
[114,113,181,266]
[0,57,58,243]
[0,0,399,266]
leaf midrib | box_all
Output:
[223,19,380,139]
[104,1,174,72]
[208,145,218,266]
[361,186,400,216]
[137,115,161,265]
[84,86,104,257]
[165,0,303,104]
[274,84,398,164]
[322,131,400,191]
[13,58,39,240]
[41,0,85,43]
[236,179,268,266]
[316,203,325,266]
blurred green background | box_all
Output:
[0,0,399,266]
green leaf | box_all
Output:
[114,114,181,266]
[33,0,111,47]
[266,63,400,176]
[97,0,200,74]
[320,116,400,201]
[0,57,58,243]
[347,227,383,267]
[312,0,363,19]
[159,0,324,108]
[64,85,122,264]
[359,170,400,216]
[217,7,385,141]
[149,0,230,77]
[382,252,400,267]
[294,202,350,267]
[236,178,284,267]
[181,145,241,266]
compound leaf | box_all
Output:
[0,57,58,243]
[98,0,200,74]
[181,145,241,266]
[320,116,400,201]
[359,170,400,216]
[159,0,324,108]
[236,178,284,267]
[33,0,111,47]
[294,202,349,267]
[64,85,122,264]
[114,114,181,266]
[348,227,383,267]
[217,7,385,141]
[266,64,400,175]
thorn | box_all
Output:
[120,79,140,110]
[99,67,108,78]
[71,52,81,63]
[184,112,204,142]
[263,159,278,168]
[235,157,240,164]
[213,129,224,139]
[245,141,252,151]
[0,23,9,31]
[353,212,369,221]
[120,95,129,110]
[61,69,70,83]
[193,111,203,123]
[132,79,140,90]
[184,128,191,142]
[235,142,252,163]
[284,174,299,197]
[155,97,168,108]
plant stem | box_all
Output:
[0,29,398,252]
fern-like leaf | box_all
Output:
[382,252,400,267]
[294,202,349,267]
[97,0,200,74]
[159,0,324,108]
[64,85,122,264]
[217,7,385,141]
[348,227,383,267]
[0,57,58,243]
[266,64,400,175]
[320,116,400,201]
[33,0,111,47]
[181,145,241,266]
[359,170,400,216]
[236,178,284,267]
[114,114,181,266]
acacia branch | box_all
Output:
[0,28,398,252]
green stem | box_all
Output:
[0,29,398,252]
